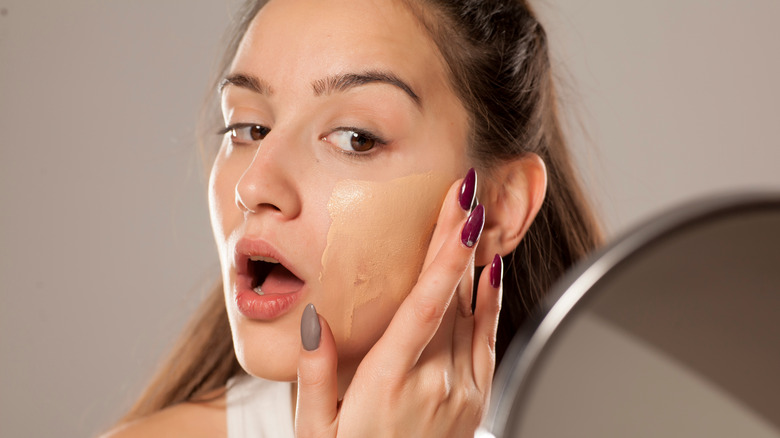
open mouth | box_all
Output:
[248,256,304,295]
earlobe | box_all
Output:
[474,153,547,266]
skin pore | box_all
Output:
[209,0,471,395]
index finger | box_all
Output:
[374,203,485,372]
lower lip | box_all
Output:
[234,286,303,320]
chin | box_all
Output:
[242,359,298,382]
[231,321,301,382]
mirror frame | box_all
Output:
[485,192,780,437]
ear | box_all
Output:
[474,153,547,266]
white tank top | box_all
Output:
[226,375,295,438]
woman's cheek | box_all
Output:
[316,172,452,356]
[208,152,233,269]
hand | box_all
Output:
[295,171,504,437]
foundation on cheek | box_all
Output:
[319,172,451,339]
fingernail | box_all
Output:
[490,253,503,288]
[301,303,321,351]
[461,204,485,248]
[458,168,477,211]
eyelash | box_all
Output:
[322,126,387,157]
[217,123,270,146]
[218,123,387,157]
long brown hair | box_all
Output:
[405,0,603,362]
[118,0,601,424]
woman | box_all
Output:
[105,0,601,436]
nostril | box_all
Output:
[234,165,302,218]
[235,185,286,214]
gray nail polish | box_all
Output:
[301,303,321,351]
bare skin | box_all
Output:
[103,395,226,438]
[102,0,547,435]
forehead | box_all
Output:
[231,0,447,98]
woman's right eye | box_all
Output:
[219,124,270,145]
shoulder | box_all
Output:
[99,397,226,438]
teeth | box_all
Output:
[249,255,280,263]
[253,285,264,295]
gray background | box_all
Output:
[1,1,778,437]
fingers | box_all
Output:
[419,170,478,360]
[379,201,485,372]
[451,256,476,368]
[422,257,474,365]
[422,168,476,270]
[472,254,503,393]
[296,304,339,437]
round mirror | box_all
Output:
[487,194,780,437]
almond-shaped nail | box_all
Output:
[459,168,477,211]
[461,204,485,248]
[301,303,321,351]
[490,253,503,288]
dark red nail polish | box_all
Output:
[461,204,485,247]
[459,168,477,211]
[490,253,503,288]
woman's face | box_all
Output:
[209,0,471,381]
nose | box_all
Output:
[234,133,302,219]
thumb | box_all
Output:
[296,303,339,437]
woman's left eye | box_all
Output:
[322,128,383,154]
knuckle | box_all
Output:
[452,385,471,407]
[491,293,502,313]
[413,295,447,325]
[485,332,497,354]
[297,362,329,389]
[453,386,484,426]
[425,370,453,401]
[441,252,467,277]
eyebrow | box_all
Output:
[218,73,272,95]
[312,71,421,107]
[219,70,421,107]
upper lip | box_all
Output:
[233,237,304,281]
